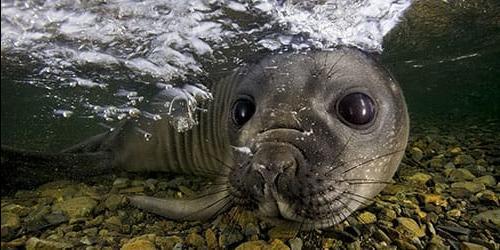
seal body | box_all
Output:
[65,48,409,229]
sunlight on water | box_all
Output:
[1,0,410,132]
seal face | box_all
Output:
[227,48,409,229]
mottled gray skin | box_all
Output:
[82,48,409,230]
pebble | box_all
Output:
[357,211,377,224]
[446,209,461,218]
[420,194,448,207]
[448,168,476,182]
[410,147,424,161]
[156,236,182,249]
[460,242,488,250]
[473,175,496,187]
[219,228,244,247]
[121,239,156,250]
[235,240,268,250]
[476,190,499,205]
[205,228,218,249]
[54,197,97,219]
[113,178,130,189]
[25,237,73,250]
[1,212,20,239]
[104,194,124,211]
[268,224,297,239]
[289,237,303,250]
[472,209,500,227]
[396,217,425,238]
[452,154,475,166]
[407,172,432,186]
[450,181,485,193]
[186,232,205,248]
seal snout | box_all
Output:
[251,143,299,188]
[229,141,304,213]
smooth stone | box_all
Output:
[461,242,488,250]
[186,232,205,248]
[289,238,303,250]
[205,228,218,249]
[357,211,377,224]
[448,147,462,155]
[410,147,424,161]
[26,237,73,250]
[104,194,124,211]
[156,236,182,249]
[219,227,244,247]
[473,175,496,187]
[235,240,268,250]
[472,209,500,227]
[270,239,290,250]
[1,212,21,239]
[446,209,461,218]
[1,212,20,231]
[476,190,499,205]
[113,178,130,189]
[55,197,97,219]
[268,224,296,239]
[396,217,426,238]
[450,182,485,193]
[420,194,448,207]
[2,204,30,216]
[428,158,444,169]
[407,173,432,186]
[452,154,475,165]
[121,239,156,250]
[448,168,476,182]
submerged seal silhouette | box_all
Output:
[57,48,410,229]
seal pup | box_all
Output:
[2,48,409,230]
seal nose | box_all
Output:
[252,148,297,186]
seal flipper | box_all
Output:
[129,189,232,221]
[1,145,113,194]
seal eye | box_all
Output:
[232,97,256,127]
[337,92,376,127]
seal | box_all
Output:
[3,48,409,230]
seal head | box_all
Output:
[227,48,409,229]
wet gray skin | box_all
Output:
[73,48,409,230]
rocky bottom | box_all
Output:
[1,117,499,250]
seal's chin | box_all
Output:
[256,197,341,230]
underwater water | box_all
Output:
[1,0,499,249]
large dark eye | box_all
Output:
[232,98,256,127]
[337,92,376,127]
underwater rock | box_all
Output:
[25,237,73,250]
[54,197,97,219]
[472,209,500,227]
[268,224,297,240]
[473,175,496,187]
[447,168,476,182]
[289,238,303,250]
[356,211,377,224]
[185,232,205,248]
[396,217,426,239]
[1,212,20,239]
[450,182,485,194]
[407,172,432,186]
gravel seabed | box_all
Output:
[2,118,499,250]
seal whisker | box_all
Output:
[206,152,234,171]
[342,190,378,206]
[326,52,346,79]
[326,133,353,172]
[187,187,231,201]
[339,148,406,175]
[339,178,395,185]
[176,194,232,221]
